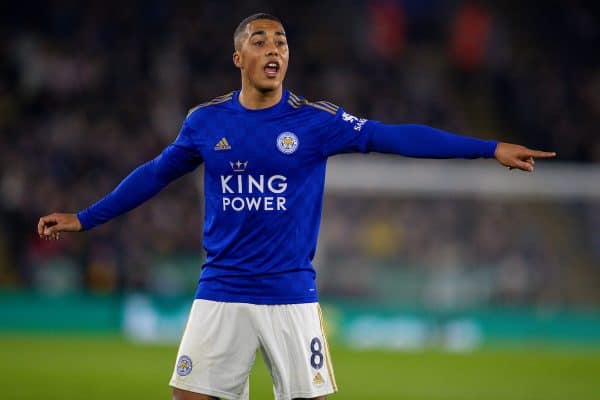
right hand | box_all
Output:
[37,213,83,241]
[494,142,556,172]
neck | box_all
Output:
[238,83,283,110]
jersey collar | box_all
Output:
[232,89,290,115]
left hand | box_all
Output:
[37,213,83,241]
[494,142,556,172]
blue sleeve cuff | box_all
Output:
[485,140,499,159]
[77,210,91,231]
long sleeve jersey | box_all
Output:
[78,90,497,304]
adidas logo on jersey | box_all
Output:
[312,372,324,385]
[214,137,231,151]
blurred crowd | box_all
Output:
[0,1,598,305]
[317,195,600,306]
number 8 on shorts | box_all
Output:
[310,337,324,369]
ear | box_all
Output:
[233,51,242,69]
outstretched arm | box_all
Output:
[38,141,202,240]
[323,110,555,168]
[367,122,555,171]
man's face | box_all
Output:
[234,19,289,92]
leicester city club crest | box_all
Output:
[277,132,299,154]
[176,355,193,376]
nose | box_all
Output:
[265,41,279,57]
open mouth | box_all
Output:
[264,61,280,78]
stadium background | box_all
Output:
[1,0,599,399]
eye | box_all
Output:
[276,41,287,47]
[254,40,264,46]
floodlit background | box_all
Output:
[1,1,599,399]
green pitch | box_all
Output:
[2,335,599,399]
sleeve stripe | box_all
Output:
[287,92,305,108]
[287,92,339,115]
[306,101,337,115]
[317,101,339,112]
[289,92,304,104]
[187,92,234,116]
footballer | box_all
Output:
[37,13,556,400]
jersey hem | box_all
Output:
[194,291,318,305]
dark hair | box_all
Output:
[233,13,284,50]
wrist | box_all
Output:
[75,217,83,231]
[488,140,500,159]
[75,211,88,231]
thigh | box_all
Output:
[256,303,337,400]
[169,300,257,400]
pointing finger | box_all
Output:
[527,150,556,158]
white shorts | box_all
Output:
[169,300,337,400]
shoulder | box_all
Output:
[287,91,340,116]
[186,91,235,119]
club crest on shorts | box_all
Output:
[277,132,299,154]
[176,355,193,376]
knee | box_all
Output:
[293,397,327,400]
[172,387,218,400]
[171,387,189,400]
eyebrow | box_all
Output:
[249,30,287,38]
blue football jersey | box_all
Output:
[177,90,374,304]
[77,88,496,304]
